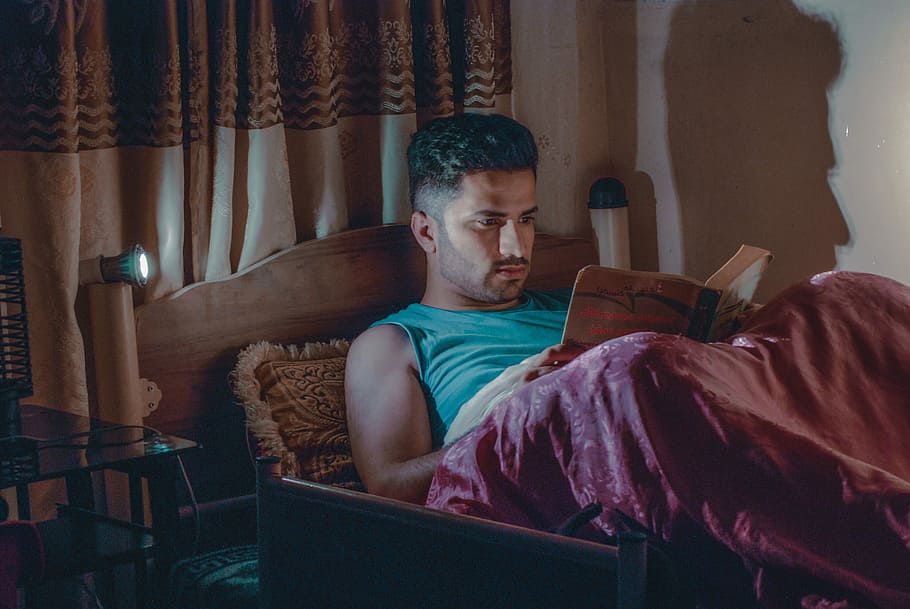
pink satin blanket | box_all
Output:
[427,272,910,609]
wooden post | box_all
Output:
[87,283,143,427]
[87,282,146,526]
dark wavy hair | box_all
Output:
[407,113,538,218]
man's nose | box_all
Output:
[499,220,525,258]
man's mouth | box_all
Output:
[495,264,528,279]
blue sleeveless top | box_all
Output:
[372,289,571,447]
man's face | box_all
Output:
[433,169,537,307]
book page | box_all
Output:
[704,245,772,291]
[562,266,721,347]
[704,245,773,341]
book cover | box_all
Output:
[561,245,772,348]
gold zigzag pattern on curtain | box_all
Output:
[280,70,417,97]
[462,95,495,107]
[464,82,496,96]
[0,81,494,148]
[283,93,417,114]
[283,100,417,129]
[463,77,497,102]
[281,86,417,108]
[0,117,75,136]
[211,71,441,129]
[464,85,495,96]
[0,110,187,151]
[243,80,283,129]
[464,66,496,81]
[280,69,419,127]
[283,98,423,129]
[0,125,78,153]
[0,103,77,120]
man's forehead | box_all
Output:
[460,168,536,186]
[453,169,535,201]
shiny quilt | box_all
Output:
[426,272,910,609]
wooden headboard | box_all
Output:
[135,224,596,501]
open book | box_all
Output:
[561,245,773,347]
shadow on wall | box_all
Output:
[598,1,660,272]
[665,0,848,301]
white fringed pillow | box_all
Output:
[231,339,363,490]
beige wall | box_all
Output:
[794,0,910,289]
[515,0,909,302]
[511,0,612,239]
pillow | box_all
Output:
[231,340,364,491]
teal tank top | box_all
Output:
[372,289,571,447]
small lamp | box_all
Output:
[79,243,150,288]
[78,244,157,523]
[79,244,154,427]
[588,178,631,269]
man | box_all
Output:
[345,114,583,504]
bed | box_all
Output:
[134,223,910,609]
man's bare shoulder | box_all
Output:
[347,323,416,370]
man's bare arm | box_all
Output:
[345,324,446,504]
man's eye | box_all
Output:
[519,216,536,224]
[479,218,500,226]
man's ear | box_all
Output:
[411,211,437,254]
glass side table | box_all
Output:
[1,403,199,609]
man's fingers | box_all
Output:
[522,342,589,384]
[538,341,587,367]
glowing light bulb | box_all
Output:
[138,251,149,282]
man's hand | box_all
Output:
[521,341,588,384]
[444,341,588,444]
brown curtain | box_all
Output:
[0,0,512,419]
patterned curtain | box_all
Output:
[0,0,512,417]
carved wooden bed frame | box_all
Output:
[133,224,686,608]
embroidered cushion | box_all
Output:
[231,340,363,490]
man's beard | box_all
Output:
[437,226,528,304]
